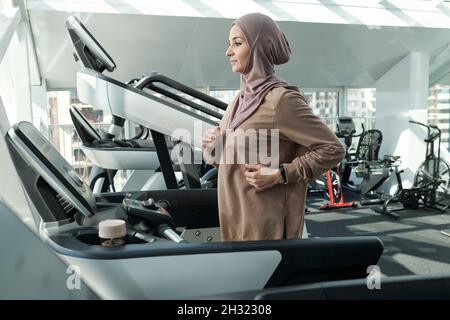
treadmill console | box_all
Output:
[336,116,355,136]
[66,15,116,73]
[7,122,96,219]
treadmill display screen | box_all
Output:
[12,122,96,216]
[66,16,116,73]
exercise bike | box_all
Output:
[319,117,360,210]
[336,117,365,187]
[336,117,391,202]
[374,120,450,218]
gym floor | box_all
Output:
[305,190,450,277]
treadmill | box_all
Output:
[3,116,384,299]
[66,15,227,241]
[66,15,225,193]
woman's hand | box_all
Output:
[244,164,284,191]
[202,126,220,149]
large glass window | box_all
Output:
[346,88,377,132]
[209,88,238,116]
[209,89,239,104]
[337,88,376,151]
[302,89,340,130]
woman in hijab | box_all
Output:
[202,13,345,241]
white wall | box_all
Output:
[32,80,49,139]
[13,20,32,120]
[0,22,32,125]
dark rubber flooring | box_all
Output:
[305,189,450,277]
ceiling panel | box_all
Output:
[28,10,450,90]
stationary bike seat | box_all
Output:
[383,154,400,164]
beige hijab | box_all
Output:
[227,13,297,130]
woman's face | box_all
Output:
[226,24,250,74]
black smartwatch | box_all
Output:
[279,165,287,184]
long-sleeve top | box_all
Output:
[216,86,346,241]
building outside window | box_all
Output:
[346,88,376,132]
[302,89,339,130]
[299,88,377,151]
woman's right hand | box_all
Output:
[202,126,220,149]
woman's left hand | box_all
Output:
[244,164,283,191]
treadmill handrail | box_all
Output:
[135,74,227,119]
[77,68,219,128]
